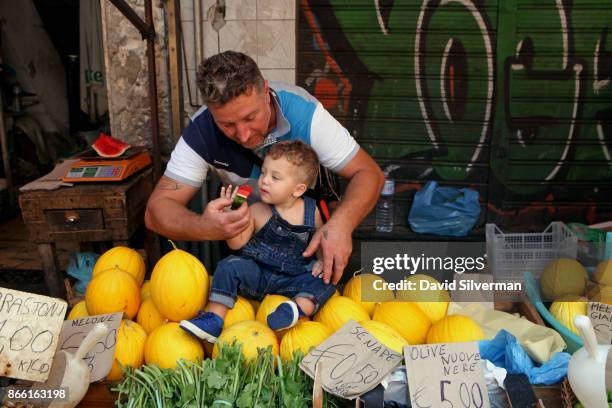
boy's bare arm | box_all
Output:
[226,202,268,250]
[226,215,255,250]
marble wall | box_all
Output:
[180,0,296,116]
[100,0,296,149]
[101,0,172,151]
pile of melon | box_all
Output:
[66,251,485,378]
[66,244,210,378]
[213,273,484,362]
[541,258,612,335]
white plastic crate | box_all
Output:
[486,222,577,280]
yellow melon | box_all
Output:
[314,296,370,333]
[373,302,431,345]
[359,320,408,354]
[150,244,208,321]
[426,315,484,344]
[540,258,587,300]
[144,322,204,369]
[140,280,151,301]
[593,260,612,286]
[280,321,331,361]
[86,267,140,319]
[395,274,450,323]
[587,283,612,305]
[343,274,395,317]
[107,320,147,380]
[224,296,255,328]
[549,296,588,335]
[137,298,166,334]
[93,246,146,286]
[67,300,89,320]
[213,320,279,361]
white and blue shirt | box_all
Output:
[164,82,360,190]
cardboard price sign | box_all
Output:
[404,342,490,408]
[58,312,122,382]
[300,320,403,399]
[0,287,67,382]
[588,302,612,345]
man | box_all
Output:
[145,51,383,285]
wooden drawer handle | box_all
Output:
[65,211,80,224]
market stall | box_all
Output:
[0,222,610,407]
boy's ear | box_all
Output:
[292,182,308,197]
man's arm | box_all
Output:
[145,176,250,241]
[303,148,384,284]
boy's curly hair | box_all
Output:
[267,141,319,186]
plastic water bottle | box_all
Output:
[376,178,395,232]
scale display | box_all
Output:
[65,166,123,179]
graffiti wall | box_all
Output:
[298,0,612,229]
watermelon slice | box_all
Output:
[91,132,131,157]
[231,184,253,209]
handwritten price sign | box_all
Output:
[404,342,490,408]
[58,312,122,382]
[300,320,403,399]
[588,302,612,345]
[0,287,67,382]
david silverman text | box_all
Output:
[373,278,522,291]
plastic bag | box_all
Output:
[479,330,570,385]
[408,181,480,236]
[66,252,99,295]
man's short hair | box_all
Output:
[196,51,265,106]
[267,141,319,186]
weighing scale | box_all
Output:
[62,147,152,182]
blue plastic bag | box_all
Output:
[66,252,99,295]
[479,330,570,385]
[408,181,480,236]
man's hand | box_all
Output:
[201,196,250,240]
[303,221,352,285]
[200,194,251,240]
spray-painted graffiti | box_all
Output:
[298,0,612,226]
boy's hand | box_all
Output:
[312,260,324,278]
[303,221,352,285]
[220,184,239,201]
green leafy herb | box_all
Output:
[112,343,344,408]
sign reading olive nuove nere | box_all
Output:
[404,342,491,408]
[0,287,67,382]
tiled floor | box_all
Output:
[0,214,73,271]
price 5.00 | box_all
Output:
[440,380,484,408]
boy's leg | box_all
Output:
[180,256,262,342]
[266,273,336,331]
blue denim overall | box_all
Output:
[209,196,335,312]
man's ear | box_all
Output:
[292,183,308,197]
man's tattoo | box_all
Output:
[159,179,183,191]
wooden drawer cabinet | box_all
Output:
[18,168,155,298]
[44,209,106,232]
